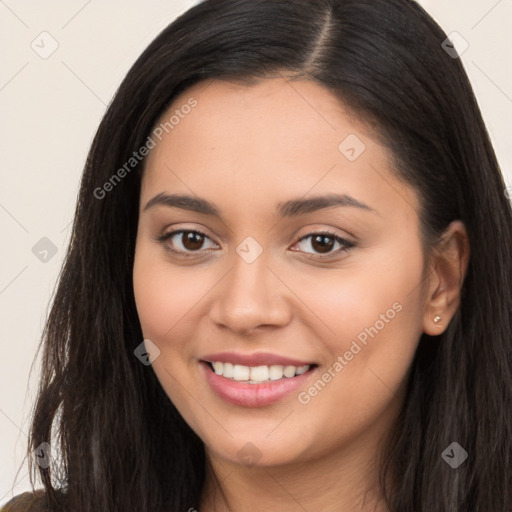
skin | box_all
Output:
[133,76,469,511]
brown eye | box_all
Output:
[293,231,355,259]
[181,231,206,251]
[156,229,218,256]
[310,234,335,254]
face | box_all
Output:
[133,77,429,468]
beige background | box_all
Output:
[1,0,511,504]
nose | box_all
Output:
[208,249,292,336]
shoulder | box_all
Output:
[1,490,48,512]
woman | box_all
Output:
[3,0,511,510]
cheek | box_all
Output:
[133,246,208,345]
[295,240,425,427]
[132,245,208,427]
[293,236,425,353]
[289,295,423,458]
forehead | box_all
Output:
[148,77,357,162]
[141,77,420,222]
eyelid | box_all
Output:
[155,226,355,259]
[155,228,218,257]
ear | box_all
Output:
[422,220,470,335]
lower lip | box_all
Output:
[200,361,316,408]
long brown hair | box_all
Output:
[17,0,512,510]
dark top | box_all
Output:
[1,491,48,512]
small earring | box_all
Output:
[433,315,442,328]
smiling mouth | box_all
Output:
[202,360,318,384]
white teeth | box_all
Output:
[269,365,284,380]
[223,362,234,378]
[233,364,250,381]
[250,365,269,382]
[207,362,311,382]
[296,365,309,375]
[283,365,296,378]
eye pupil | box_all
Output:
[312,235,334,254]
[183,231,204,251]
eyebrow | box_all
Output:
[143,192,377,218]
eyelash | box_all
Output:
[155,229,355,260]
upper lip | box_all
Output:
[201,352,315,367]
